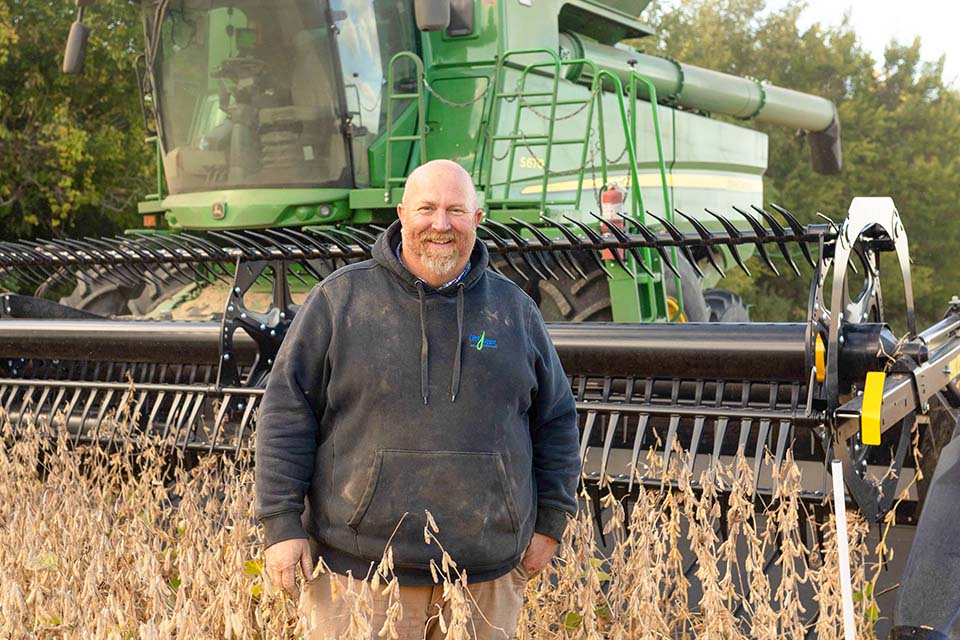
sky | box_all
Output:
[764,0,960,85]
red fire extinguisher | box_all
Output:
[600,183,626,261]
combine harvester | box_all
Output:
[0,0,956,636]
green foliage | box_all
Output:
[0,0,150,239]
[642,0,960,329]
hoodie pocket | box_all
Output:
[347,449,522,571]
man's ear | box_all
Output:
[474,209,484,226]
[396,203,404,220]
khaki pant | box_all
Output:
[302,565,530,640]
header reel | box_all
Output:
[0,198,956,529]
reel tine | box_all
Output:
[513,217,578,280]
[674,209,725,277]
[326,227,374,257]
[752,418,771,496]
[234,395,259,457]
[598,412,620,483]
[711,416,729,471]
[345,225,382,246]
[484,219,550,280]
[616,213,668,278]
[628,413,650,492]
[704,209,751,276]
[285,227,339,260]
[262,229,325,278]
[538,216,589,279]
[15,241,82,287]
[218,230,270,259]
[774,420,791,472]
[508,218,559,280]
[479,224,530,281]
[732,206,780,276]
[84,237,149,286]
[661,414,681,481]
[586,213,635,277]
[138,233,218,284]
[562,216,614,279]
[307,227,363,260]
[98,237,169,286]
[179,392,206,453]
[688,415,706,475]
[151,233,227,284]
[578,410,598,470]
[115,235,185,283]
[752,205,801,276]
[75,388,100,445]
[246,229,296,259]
[642,212,686,279]
[770,203,817,268]
[332,227,372,253]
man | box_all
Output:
[254,159,581,639]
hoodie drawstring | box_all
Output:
[416,281,466,405]
[450,283,465,402]
[416,281,429,405]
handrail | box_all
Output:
[383,51,426,202]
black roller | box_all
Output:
[0,319,903,386]
[547,322,811,381]
[0,319,258,365]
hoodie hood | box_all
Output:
[371,220,490,404]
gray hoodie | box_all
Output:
[254,221,580,584]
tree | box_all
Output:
[644,0,960,331]
[0,0,151,240]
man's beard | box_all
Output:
[402,227,474,277]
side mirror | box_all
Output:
[63,19,90,74]
[62,0,96,75]
[414,0,450,31]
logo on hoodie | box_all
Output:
[469,331,497,350]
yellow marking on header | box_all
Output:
[815,334,826,383]
[518,173,763,195]
[861,371,885,446]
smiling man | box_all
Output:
[254,159,581,639]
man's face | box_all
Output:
[397,167,483,281]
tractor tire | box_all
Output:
[703,288,751,322]
[490,255,541,306]
[59,267,191,317]
[535,253,714,323]
[537,262,612,322]
[127,268,193,315]
[59,268,143,317]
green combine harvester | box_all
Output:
[0,0,957,636]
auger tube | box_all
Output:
[558,32,842,173]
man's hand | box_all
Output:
[264,537,314,596]
[521,532,559,576]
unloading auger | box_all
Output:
[0,196,957,529]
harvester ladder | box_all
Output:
[481,49,600,216]
[383,52,427,202]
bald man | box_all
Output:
[254,160,581,639]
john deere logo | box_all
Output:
[469,331,497,350]
[211,202,226,220]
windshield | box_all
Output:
[150,0,416,194]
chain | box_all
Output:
[422,77,492,108]
[517,84,602,122]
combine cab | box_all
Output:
[1,0,958,635]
